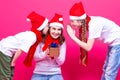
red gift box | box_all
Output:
[49,47,59,57]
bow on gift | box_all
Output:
[50,42,58,47]
[42,34,59,51]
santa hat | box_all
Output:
[27,11,49,31]
[49,13,64,28]
[69,1,87,20]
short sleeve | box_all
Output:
[88,20,103,39]
[14,31,36,52]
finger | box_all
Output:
[67,24,71,27]
[67,25,71,30]
[67,23,71,25]
[66,23,71,26]
[66,26,70,32]
[73,30,75,34]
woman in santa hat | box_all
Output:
[0,11,49,80]
[31,13,66,80]
[67,1,120,80]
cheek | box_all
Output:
[43,29,48,34]
[50,29,54,33]
[70,22,74,25]
[73,22,81,27]
[51,30,61,36]
[50,30,54,35]
[71,21,78,25]
[59,31,62,35]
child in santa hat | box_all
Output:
[0,11,49,80]
[31,13,66,80]
[67,1,120,80]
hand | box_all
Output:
[11,61,15,66]
[67,24,76,39]
[44,48,50,55]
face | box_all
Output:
[49,26,62,39]
[70,19,83,29]
[42,24,49,34]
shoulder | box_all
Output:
[61,41,66,47]
[15,31,35,36]
[15,31,36,39]
[89,16,106,27]
[90,16,111,23]
[90,16,105,22]
[14,31,37,42]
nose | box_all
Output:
[46,27,49,30]
[54,30,58,34]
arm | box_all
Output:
[55,42,66,65]
[14,31,37,53]
[34,47,49,61]
[38,48,49,59]
[11,49,22,66]
[67,25,94,51]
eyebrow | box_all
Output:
[52,27,61,29]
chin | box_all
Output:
[74,25,81,29]
[53,36,59,39]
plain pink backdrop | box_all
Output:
[0,0,120,80]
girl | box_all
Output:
[67,1,120,80]
[31,13,66,80]
[0,11,49,80]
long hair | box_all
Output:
[42,27,65,45]
[80,19,87,41]
[79,18,88,66]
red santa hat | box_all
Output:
[69,1,87,20]
[27,11,49,31]
[49,13,64,28]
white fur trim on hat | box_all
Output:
[37,18,49,31]
[70,13,87,20]
[50,22,63,28]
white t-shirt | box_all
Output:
[88,16,120,46]
[0,31,36,57]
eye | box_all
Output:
[58,28,61,31]
[76,20,81,22]
[70,20,74,23]
[52,27,56,30]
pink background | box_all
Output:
[0,0,120,80]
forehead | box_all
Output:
[50,26,62,29]
[70,19,83,22]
